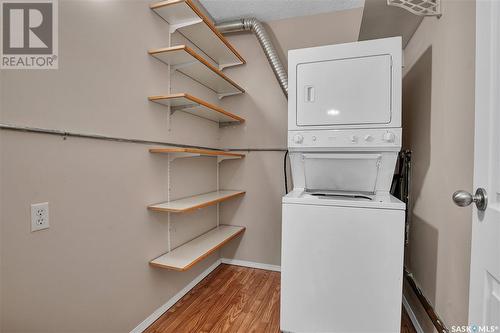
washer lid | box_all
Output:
[282,190,406,210]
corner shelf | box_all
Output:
[149,93,244,125]
[149,45,245,98]
[148,190,245,213]
[150,0,245,69]
[149,147,245,162]
[150,225,245,271]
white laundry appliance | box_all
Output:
[281,37,406,333]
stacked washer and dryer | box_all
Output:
[281,37,406,333]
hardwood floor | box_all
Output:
[145,264,416,333]
[401,306,417,333]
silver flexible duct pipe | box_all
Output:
[216,18,288,98]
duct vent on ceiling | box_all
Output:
[387,0,441,17]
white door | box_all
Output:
[459,1,500,327]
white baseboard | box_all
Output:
[402,295,424,333]
[220,258,281,272]
[130,259,222,333]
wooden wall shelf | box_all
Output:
[147,1,247,274]
[150,0,245,69]
[150,225,245,271]
[149,45,245,98]
[149,93,244,124]
[148,190,245,213]
[149,147,245,162]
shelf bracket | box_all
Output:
[170,103,199,115]
[219,121,240,128]
[217,91,242,99]
[217,155,242,163]
[170,153,201,161]
[171,103,199,111]
[172,61,199,71]
[219,62,243,70]
[169,18,203,34]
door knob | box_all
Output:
[452,188,487,211]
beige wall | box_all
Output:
[402,0,475,328]
[0,1,221,332]
[267,8,365,70]
[0,132,222,332]
[0,1,363,332]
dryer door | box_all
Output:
[296,54,392,126]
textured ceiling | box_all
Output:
[198,0,365,23]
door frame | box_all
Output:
[468,0,500,324]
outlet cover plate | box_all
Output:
[31,202,49,232]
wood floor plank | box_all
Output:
[207,268,262,333]
[194,268,252,333]
[145,265,234,333]
[144,264,417,333]
[165,266,247,332]
[214,268,272,333]
[260,273,280,331]
[242,272,280,333]
[234,270,277,333]
[264,300,280,333]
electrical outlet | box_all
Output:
[31,202,49,232]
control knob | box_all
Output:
[293,134,304,144]
[383,132,396,143]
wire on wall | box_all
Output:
[0,123,285,152]
[284,150,289,194]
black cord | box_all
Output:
[284,150,289,194]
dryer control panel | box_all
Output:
[288,128,402,150]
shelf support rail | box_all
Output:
[167,154,172,252]
[167,61,173,133]
[217,159,220,228]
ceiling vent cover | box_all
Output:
[387,0,441,17]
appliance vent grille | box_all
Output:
[387,0,441,17]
